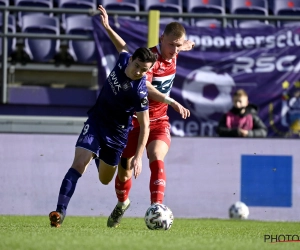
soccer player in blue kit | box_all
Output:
[48,33,157,227]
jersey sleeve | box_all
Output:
[133,78,149,112]
[119,51,130,60]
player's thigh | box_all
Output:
[122,128,139,158]
[147,122,171,162]
[71,147,95,174]
[98,144,123,184]
[74,119,100,174]
[98,159,117,185]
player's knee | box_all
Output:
[99,176,110,185]
[71,161,86,175]
[120,157,129,170]
[118,172,132,182]
[118,160,132,182]
[148,150,165,162]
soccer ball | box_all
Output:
[182,67,235,119]
[229,201,250,219]
[144,204,174,230]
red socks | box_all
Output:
[115,160,166,204]
[115,175,132,202]
[149,160,166,204]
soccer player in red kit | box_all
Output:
[97,5,194,228]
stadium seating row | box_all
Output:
[1,0,300,28]
[0,13,96,63]
[1,0,299,16]
[1,0,300,63]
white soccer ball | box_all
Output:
[182,67,235,119]
[229,201,250,219]
[144,204,174,230]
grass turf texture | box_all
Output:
[0,216,299,250]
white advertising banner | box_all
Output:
[0,134,299,221]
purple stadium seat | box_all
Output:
[145,0,182,23]
[65,16,96,63]
[0,13,16,57]
[145,0,182,12]
[102,0,139,11]
[230,0,268,15]
[0,0,8,6]
[58,0,96,29]
[187,0,225,26]
[101,0,139,19]
[58,0,96,11]
[274,0,300,14]
[230,0,268,27]
[187,0,225,13]
[274,0,300,26]
[21,15,60,62]
[15,0,53,27]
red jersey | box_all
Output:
[133,45,177,127]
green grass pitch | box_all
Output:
[0,216,299,250]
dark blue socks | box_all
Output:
[56,168,82,215]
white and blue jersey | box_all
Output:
[76,52,149,166]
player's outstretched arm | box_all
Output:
[146,81,166,103]
[146,81,190,119]
[98,5,129,53]
[180,40,195,51]
[131,110,150,178]
[170,101,190,119]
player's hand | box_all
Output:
[189,40,195,49]
[131,156,142,179]
[181,40,195,51]
[170,101,190,119]
[98,5,109,29]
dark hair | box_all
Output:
[163,22,186,38]
[132,47,157,67]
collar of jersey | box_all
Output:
[156,44,173,64]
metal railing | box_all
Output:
[2,6,300,104]
[0,6,100,104]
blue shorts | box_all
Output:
[75,118,124,166]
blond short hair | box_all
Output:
[163,22,186,38]
[233,89,248,98]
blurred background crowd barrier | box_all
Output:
[1,1,300,137]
